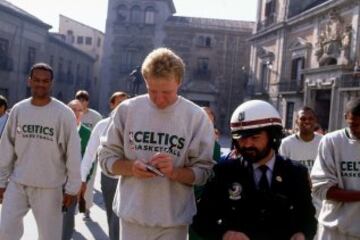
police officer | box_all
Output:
[192,100,317,240]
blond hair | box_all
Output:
[141,48,185,83]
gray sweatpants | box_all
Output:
[101,172,119,240]
[120,219,188,240]
[62,199,77,240]
[0,181,63,240]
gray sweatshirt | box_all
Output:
[81,108,102,130]
[0,98,81,195]
[99,95,215,227]
[311,128,360,237]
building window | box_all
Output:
[260,63,269,91]
[291,57,305,81]
[0,38,9,70]
[285,102,295,129]
[130,5,142,23]
[120,50,141,72]
[67,30,75,44]
[77,36,84,44]
[291,57,305,83]
[57,57,64,82]
[145,7,155,24]
[25,47,36,73]
[205,37,211,47]
[0,88,8,99]
[196,36,205,46]
[76,63,82,86]
[124,50,135,66]
[49,55,54,67]
[0,38,9,56]
[97,38,101,47]
[85,37,92,45]
[196,36,212,48]
[197,57,209,72]
[117,4,127,22]
[264,0,276,25]
[67,60,73,84]
[197,58,209,72]
[85,65,91,89]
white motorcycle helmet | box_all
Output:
[230,100,283,149]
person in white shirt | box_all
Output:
[80,91,128,240]
[75,90,102,130]
[311,98,360,240]
[279,106,322,171]
[0,63,81,240]
[279,106,323,219]
[0,95,9,138]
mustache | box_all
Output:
[240,147,258,152]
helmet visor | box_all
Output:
[232,128,263,140]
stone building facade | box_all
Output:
[249,0,360,131]
[100,0,254,133]
[0,0,95,106]
[58,15,104,109]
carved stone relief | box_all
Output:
[315,10,352,67]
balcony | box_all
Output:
[339,72,360,88]
[257,14,276,31]
[278,80,304,93]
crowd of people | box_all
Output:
[0,47,359,240]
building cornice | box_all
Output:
[48,34,95,61]
[0,0,51,29]
[60,15,104,35]
[162,0,176,14]
[286,0,349,26]
[248,22,285,41]
[249,0,351,41]
[165,16,254,33]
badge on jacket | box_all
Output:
[229,182,242,200]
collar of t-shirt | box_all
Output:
[345,127,360,141]
[252,153,275,188]
[295,132,317,142]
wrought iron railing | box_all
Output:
[278,80,304,92]
[339,72,360,88]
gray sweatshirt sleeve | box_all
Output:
[63,113,82,195]
[310,135,338,200]
[186,113,216,186]
[98,109,125,177]
[0,109,17,188]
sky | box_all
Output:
[6,0,257,32]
